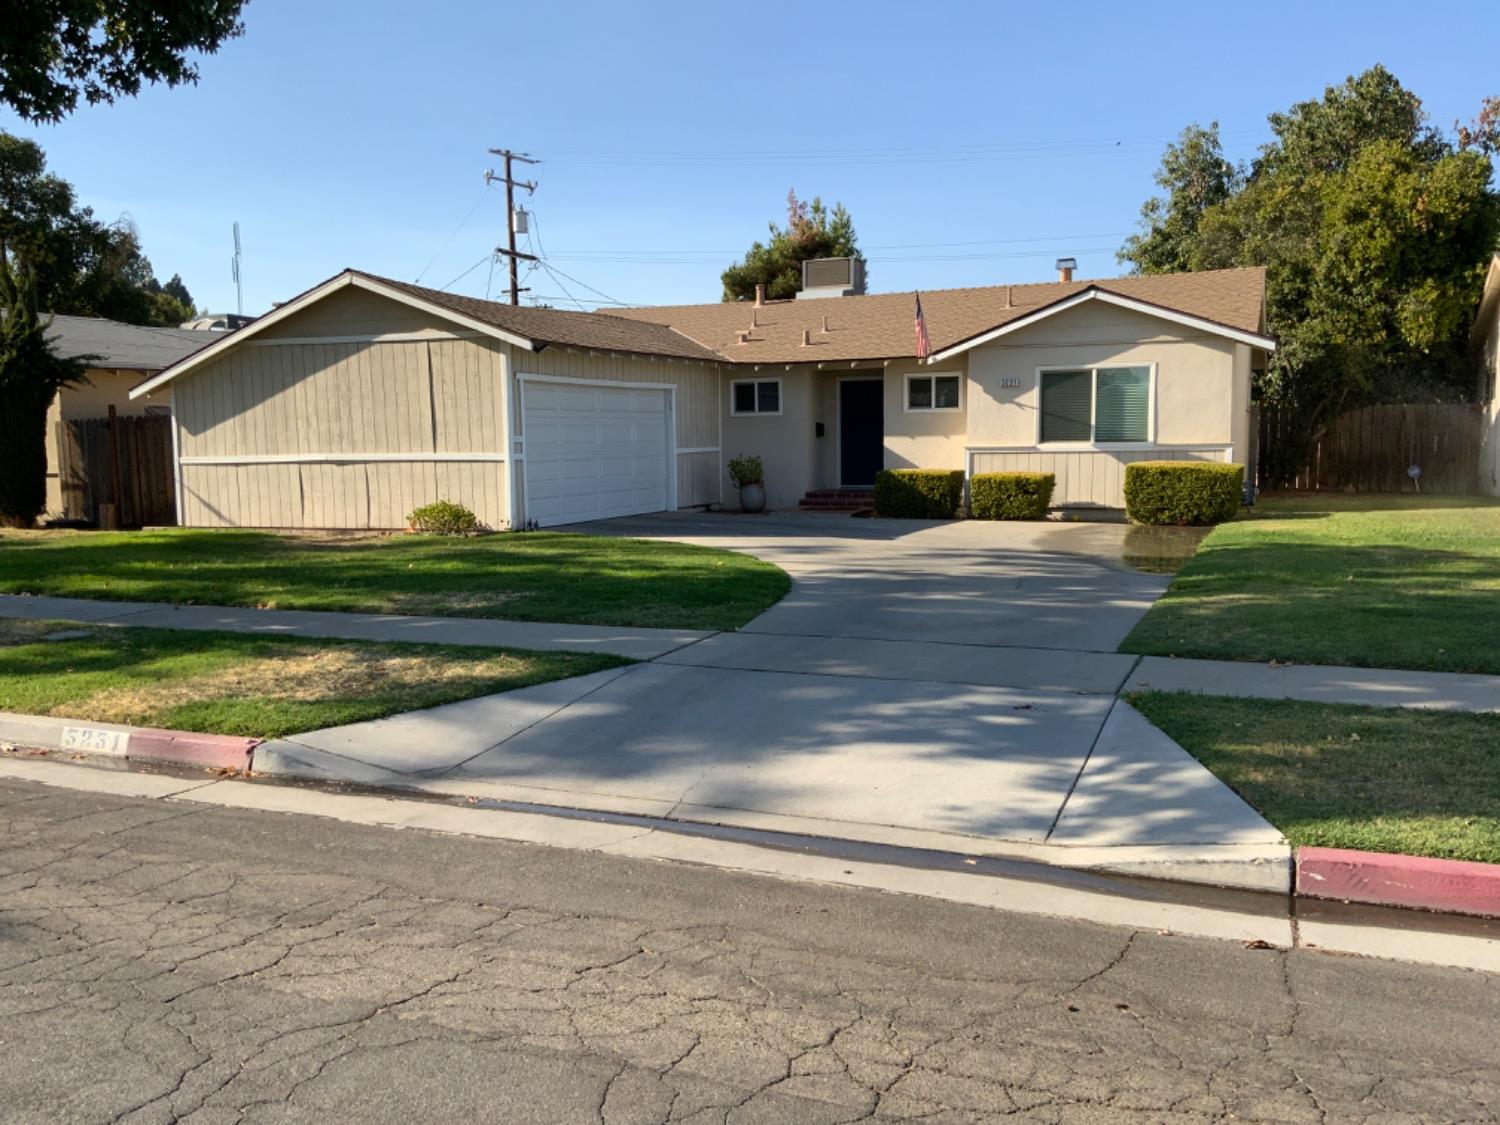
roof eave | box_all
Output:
[130,271,542,400]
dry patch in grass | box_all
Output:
[62,645,539,724]
[0,620,68,647]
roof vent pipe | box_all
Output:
[801,329,812,346]
[1056,257,1077,283]
[754,283,765,307]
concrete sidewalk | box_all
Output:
[0,593,710,661]
[1125,655,1500,713]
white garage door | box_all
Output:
[522,379,672,527]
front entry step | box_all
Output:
[798,489,874,512]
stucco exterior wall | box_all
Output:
[722,369,816,510]
[964,302,1241,451]
[883,361,968,472]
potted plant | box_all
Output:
[728,455,766,513]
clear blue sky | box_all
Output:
[5,0,1497,315]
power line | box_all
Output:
[438,253,493,292]
[414,186,495,284]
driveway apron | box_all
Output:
[260,513,1282,860]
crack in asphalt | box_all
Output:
[1,778,1495,1124]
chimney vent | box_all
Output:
[754,283,765,307]
[1055,257,1077,283]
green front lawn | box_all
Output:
[1133,692,1500,863]
[0,619,627,740]
[1121,493,1500,674]
[0,528,790,631]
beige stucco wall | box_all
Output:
[44,369,157,519]
[883,362,968,472]
[964,301,1242,452]
[722,369,816,510]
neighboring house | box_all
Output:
[1474,253,1500,498]
[42,315,215,519]
[129,263,1274,529]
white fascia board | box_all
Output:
[130,271,538,400]
[927,289,1277,363]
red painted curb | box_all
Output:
[1297,847,1500,919]
[126,729,259,770]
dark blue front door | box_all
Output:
[839,379,884,487]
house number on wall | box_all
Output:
[998,378,1021,388]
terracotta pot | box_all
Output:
[739,482,766,513]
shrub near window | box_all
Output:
[872,469,965,519]
[407,500,482,535]
[970,472,1055,520]
[1123,462,1243,526]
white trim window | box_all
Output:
[1037,364,1154,446]
[730,378,782,416]
[905,372,962,413]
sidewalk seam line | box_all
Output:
[1044,696,1119,842]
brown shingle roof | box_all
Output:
[357,273,723,362]
[606,267,1269,364]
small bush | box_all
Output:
[407,500,481,535]
[873,469,965,519]
[970,472,1055,520]
[727,455,764,487]
[1123,462,1244,526]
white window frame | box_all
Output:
[1034,363,1157,449]
[903,371,964,414]
[730,377,783,417]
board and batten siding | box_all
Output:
[174,333,510,529]
[507,346,723,520]
[968,447,1231,508]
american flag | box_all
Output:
[913,291,931,360]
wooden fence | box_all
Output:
[1257,402,1483,494]
[56,412,176,527]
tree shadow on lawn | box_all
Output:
[1124,542,1500,674]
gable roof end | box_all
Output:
[926,285,1277,363]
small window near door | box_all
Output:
[731,378,781,416]
[905,373,962,412]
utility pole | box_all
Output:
[485,149,538,305]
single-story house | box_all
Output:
[129,262,1274,529]
[1474,252,1500,498]
[43,315,215,519]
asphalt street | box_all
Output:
[1,776,1496,1124]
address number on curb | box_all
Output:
[60,726,129,756]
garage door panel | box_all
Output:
[522,379,672,527]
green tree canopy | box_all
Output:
[1,130,195,326]
[1120,66,1500,418]
[722,190,860,301]
[0,0,246,123]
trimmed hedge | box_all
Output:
[970,471,1055,520]
[1123,461,1244,526]
[873,469,965,519]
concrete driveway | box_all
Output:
[260,512,1285,886]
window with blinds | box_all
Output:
[1094,367,1150,441]
[1039,365,1151,444]
[1039,370,1092,442]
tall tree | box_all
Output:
[1,131,195,326]
[1119,123,1240,275]
[0,254,90,527]
[0,0,246,123]
[722,190,861,301]
[1120,66,1500,420]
